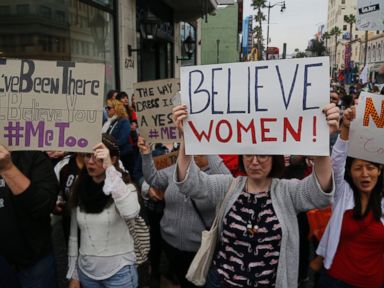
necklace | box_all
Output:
[244,180,260,237]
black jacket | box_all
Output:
[0,151,59,268]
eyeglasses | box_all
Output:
[243,155,271,163]
[105,106,113,111]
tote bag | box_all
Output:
[186,178,238,286]
[126,215,150,265]
[125,183,150,265]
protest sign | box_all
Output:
[153,151,179,170]
[0,59,104,152]
[134,78,181,144]
[180,57,330,155]
[356,0,384,30]
[348,92,384,164]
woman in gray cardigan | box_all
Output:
[172,103,339,288]
[138,138,231,288]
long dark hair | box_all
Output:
[238,155,285,178]
[116,91,136,121]
[344,156,383,221]
[70,134,132,213]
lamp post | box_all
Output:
[265,1,286,60]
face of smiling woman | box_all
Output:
[350,159,381,195]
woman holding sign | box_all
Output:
[67,134,140,288]
[317,107,384,288]
[172,103,339,288]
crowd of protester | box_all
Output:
[0,75,383,288]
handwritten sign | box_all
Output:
[153,151,179,170]
[180,57,330,155]
[356,0,384,30]
[348,92,384,164]
[0,59,104,152]
[134,78,181,143]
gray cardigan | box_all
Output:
[141,154,231,251]
[173,160,334,288]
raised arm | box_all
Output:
[172,104,192,182]
[312,103,340,192]
[137,136,172,190]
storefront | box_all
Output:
[136,1,174,81]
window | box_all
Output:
[378,44,381,60]
[343,25,347,31]
[0,5,11,15]
[341,0,345,4]
[16,4,30,15]
[39,6,52,18]
[355,35,358,39]
[373,45,376,61]
[56,11,65,23]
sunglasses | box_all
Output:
[105,106,113,111]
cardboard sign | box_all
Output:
[348,92,384,164]
[153,151,179,170]
[180,57,330,155]
[356,0,384,30]
[134,78,181,144]
[0,59,104,152]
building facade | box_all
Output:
[326,0,384,82]
[199,3,241,65]
[0,0,227,97]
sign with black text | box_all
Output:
[134,78,181,143]
[0,59,104,151]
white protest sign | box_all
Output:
[180,57,330,155]
[134,78,181,144]
[0,59,104,152]
[356,0,384,30]
[348,92,384,164]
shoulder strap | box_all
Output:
[191,199,209,230]
[106,118,119,134]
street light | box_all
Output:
[266,1,286,60]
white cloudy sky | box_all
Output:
[242,0,328,54]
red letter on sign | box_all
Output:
[260,118,277,142]
[283,117,303,142]
[363,98,384,128]
[216,120,233,143]
[188,120,214,142]
[237,119,257,144]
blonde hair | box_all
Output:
[107,99,128,118]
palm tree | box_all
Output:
[252,0,267,60]
[344,14,356,45]
[344,14,356,75]
[330,26,342,66]
[322,31,331,54]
